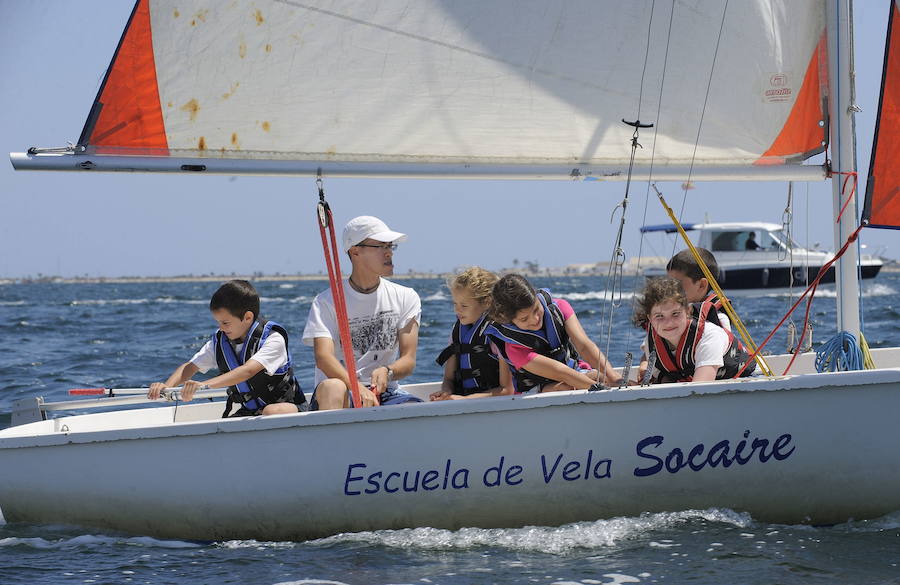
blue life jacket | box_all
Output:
[485,289,580,392]
[435,313,500,394]
[213,318,305,416]
[646,301,755,383]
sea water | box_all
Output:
[1,275,898,585]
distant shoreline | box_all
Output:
[3,261,898,285]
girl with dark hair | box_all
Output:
[485,274,621,393]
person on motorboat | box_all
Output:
[146,280,306,416]
[745,231,762,250]
[303,216,422,410]
[431,266,513,400]
[634,276,755,384]
[485,274,622,393]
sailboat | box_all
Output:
[3,0,900,541]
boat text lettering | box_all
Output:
[344,459,471,495]
[633,430,795,477]
[541,449,611,483]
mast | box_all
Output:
[827,0,861,336]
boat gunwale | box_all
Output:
[2,366,899,450]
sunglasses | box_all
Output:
[355,242,398,251]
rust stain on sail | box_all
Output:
[255,9,265,25]
[265,44,272,53]
[180,99,200,121]
[239,43,247,59]
[261,121,271,132]
[198,137,207,150]
[231,133,240,148]
[222,82,240,99]
[173,9,179,18]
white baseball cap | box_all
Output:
[342,216,408,252]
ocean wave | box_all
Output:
[0,300,26,306]
[556,290,636,302]
[835,510,900,532]
[68,298,206,306]
[274,579,348,585]
[753,283,896,300]
[312,508,751,554]
[0,533,202,550]
[423,290,449,302]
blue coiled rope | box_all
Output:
[815,331,864,372]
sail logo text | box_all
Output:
[342,430,794,496]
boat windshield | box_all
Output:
[709,229,796,252]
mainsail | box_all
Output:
[863,0,900,229]
[14,0,830,180]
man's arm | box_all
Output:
[370,319,419,393]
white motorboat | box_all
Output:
[4,0,900,541]
[640,221,883,292]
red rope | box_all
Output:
[833,171,858,224]
[734,224,864,377]
[317,200,363,408]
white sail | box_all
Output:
[12,0,830,178]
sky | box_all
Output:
[0,1,895,279]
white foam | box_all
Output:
[313,508,750,554]
[217,539,296,549]
[0,300,26,306]
[278,284,296,289]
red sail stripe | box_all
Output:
[87,0,168,153]
[864,0,900,229]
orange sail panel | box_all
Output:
[758,35,828,164]
[864,0,900,230]
[80,0,168,154]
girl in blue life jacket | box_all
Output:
[634,276,754,384]
[484,274,622,393]
[431,267,513,400]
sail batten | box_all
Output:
[15,0,831,176]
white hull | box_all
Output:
[2,349,899,541]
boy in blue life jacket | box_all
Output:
[147,280,307,416]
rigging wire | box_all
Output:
[631,0,771,376]
[598,0,660,386]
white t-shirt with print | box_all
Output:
[190,332,288,376]
[302,278,421,388]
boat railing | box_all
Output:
[10,388,230,428]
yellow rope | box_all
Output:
[651,185,773,377]
[859,331,876,370]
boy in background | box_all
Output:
[147,280,306,416]
[665,248,730,331]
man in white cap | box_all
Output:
[302,216,422,409]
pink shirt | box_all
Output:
[503,298,588,370]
